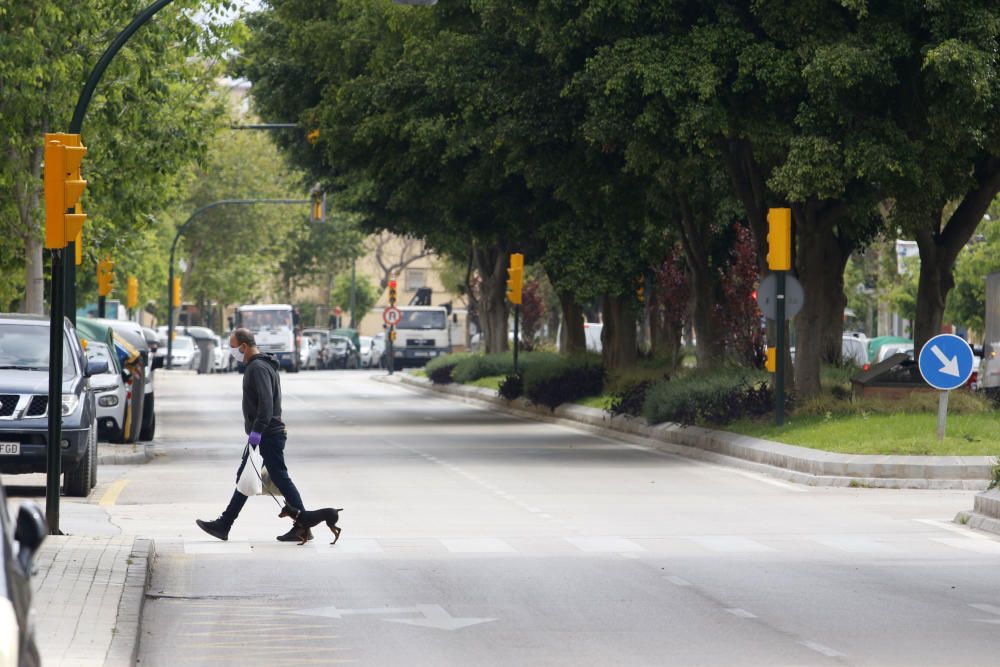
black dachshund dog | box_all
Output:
[278,504,343,545]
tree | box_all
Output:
[0,0,235,313]
[330,271,378,328]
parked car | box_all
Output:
[329,336,362,369]
[1,478,46,667]
[842,333,869,367]
[96,318,156,442]
[157,335,200,370]
[302,329,332,369]
[212,335,229,372]
[298,335,314,370]
[84,341,129,443]
[371,332,387,368]
[359,336,375,368]
[876,342,914,364]
[0,314,103,496]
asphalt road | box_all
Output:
[45,370,1000,665]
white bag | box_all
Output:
[236,444,263,496]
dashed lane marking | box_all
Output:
[799,640,845,658]
[725,608,757,619]
[664,576,692,587]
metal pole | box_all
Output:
[513,305,520,375]
[775,271,786,427]
[166,250,176,369]
[388,329,395,375]
[45,249,65,535]
[97,295,106,318]
[937,390,949,441]
[349,260,357,328]
[64,250,77,325]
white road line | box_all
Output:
[664,576,692,587]
[800,640,845,658]
[441,538,516,553]
[969,603,1000,616]
[688,536,775,553]
[812,536,899,554]
[932,538,1000,555]
[725,608,757,619]
[567,537,644,553]
[727,469,807,492]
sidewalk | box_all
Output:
[31,534,154,667]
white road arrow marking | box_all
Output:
[384,605,496,631]
[931,345,960,377]
[288,604,496,631]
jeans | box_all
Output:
[219,430,304,528]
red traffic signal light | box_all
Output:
[388,280,397,289]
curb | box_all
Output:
[98,443,155,466]
[955,488,1000,536]
[388,374,993,490]
[105,538,155,667]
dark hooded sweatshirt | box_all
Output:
[242,354,285,436]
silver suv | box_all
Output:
[0,314,104,496]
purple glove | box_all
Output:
[248,431,262,448]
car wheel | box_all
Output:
[65,425,94,497]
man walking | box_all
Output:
[196,328,312,542]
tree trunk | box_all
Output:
[558,291,586,354]
[474,241,509,354]
[23,236,44,314]
[675,193,725,368]
[793,202,850,399]
[911,161,1000,353]
[601,293,637,369]
[649,307,682,370]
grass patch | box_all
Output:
[410,369,426,378]
[727,411,1000,456]
[468,375,504,391]
[576,395,614,410]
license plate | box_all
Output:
[413,351,430,357]
[0,442,20,455]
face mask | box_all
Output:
[230,345,245,364]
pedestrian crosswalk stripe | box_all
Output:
[811,536,899,553]
[441,538,516,553]
[687,536,775,553]
[566,537,643,553]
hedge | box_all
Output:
[522,355,604,410]
[642,368,773,426]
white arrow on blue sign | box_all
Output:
[917,333,975,391]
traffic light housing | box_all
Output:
[310,190,326,223]
[172,277,182,308]
[96,259,114,297]
[507,253,524,305]
[766,347,777,373]
[636,275,645,304]
[766,207,792,271]
[388,279,397,305]
[44,133,88,249]
[127,276,139,310]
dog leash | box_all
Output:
[245,442,284,509]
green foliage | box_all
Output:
[947,215,1000,335]
[643,368,772,426]
[330,271,377,327]
[425,352,473,385]
[523,356,604,411]
[497,373,523,401]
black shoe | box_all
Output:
[277,527,313,542]
[196,518,230,541]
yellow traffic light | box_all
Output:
[97,259,114,297]
[127,276,139,309]
[766,346,777,373]
[43,133,87,250]
[311,191,325,222]
[74,228,83,266]
[766,207,791,271]
[507,253,524,305]
[172,277,182,308]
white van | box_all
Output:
[236,304,299,372]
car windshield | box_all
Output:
[397,310,446,330]
[0,324,75,375]
[174,337,193,350]
[330,338,349,350]
[240,309,293,331]
[305,332,326,345]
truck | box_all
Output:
[390,306,452,368]
[235,304,300,372]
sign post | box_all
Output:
[917,333,975,441]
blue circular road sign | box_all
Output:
[917,333,975,391]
